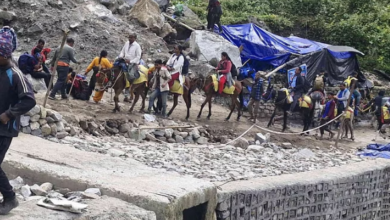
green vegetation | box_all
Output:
[173,0,390,73]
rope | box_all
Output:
[225,124,256,145]
[225,113,345,144]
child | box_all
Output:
[320,92,336,139]
[248,72,263,123]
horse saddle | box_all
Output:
[299,95,312,109]
[211,74,235,94]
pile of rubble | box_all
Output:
[20,105,78,140]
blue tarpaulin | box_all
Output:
[357,143,390,159]
[218,23,361,67]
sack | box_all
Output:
[18,53,38,74]
[0,27,17,52]
[313,75,324,90]
[125,64,139,83]
[72,75,91,101]
[181,54,189,75]
[230,63,238,78]
[303,77,311,93]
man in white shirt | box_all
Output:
[119,33,142,102]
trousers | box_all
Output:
[320,119,333,136]
[149,89,168,116]
[31,71,51,87]
[50,66,69,97]
[219,75,226,94]
[289,91,302,112]
[0,137,15,199]
[248,99,260,119]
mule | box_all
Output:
[310,91,325,128]
[166,76,195,120]
[195,74,243,121]
[267,89,314,132]
[95,65,147,113]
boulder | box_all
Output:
[255,133,268,144]
[189,60,215,78]
[184,135,194,144]
[196,137,208,145]
[0,9,17,21]
[159,22,176,39]
[30,184,47,196]
[167,138,176,143]
[190,30,242,68]
[190,128,201,139]
[25,74,47,92]
[86,3,119,23]
[27,23,43,34]
[164,128,174,138]
[178,6,204,29]
[38,119,47,126]
[20,115,30,127]
[100,0,117,7]
[129,0,164,34]
[51,111,63,122]
[79,120,88,130]
[22,127,31,134]
[56,132,68,139]
[40,182,53,192]
[129,128,146,141]
[105,125,119,134]
[175,135,184,143]
[27,105,41,117]
[46,117,55,124]
[119,123,131,133]
[154,130,165,137]
[56,121,65,132]
[30,122,40,130]
[50,123,58,136]
[41,124,52,136]
[117,3,131,15]
[179,132,188,138]
[124,0,168,8]
[281,142,293,149]
[30,114,41,122]
[233,138,249,149]
[31,129,42,136]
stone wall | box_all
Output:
[215,159,390,220]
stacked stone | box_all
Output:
[143,127,210,144]
[21,105,76,139]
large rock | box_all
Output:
[20,115,30,127]
[129,0,164,34]
[0,9,17,21]
[178,6,204,29]
[189,60,215,77]
[30,114,41,122]
[27,105,41,117]
[30,122,40,130]
[25,74,47,92]
[190,30,242,68]
[233,138,249,149]
[125,0,168,8]
[117,3,131,15]
[86,3,119,23]
[30,184,47,196]
[159,22,176,38]
[41,124,52,136]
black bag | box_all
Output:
[72,78,91,100]
[231,63,238,78]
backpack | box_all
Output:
[179,54,189,75]
[0,26,17,52]
[230,63,238,78]
[313,75,324,90]
[18,53,38,74]
[303,77,311,93]
[72,75,91,100]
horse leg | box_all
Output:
[282,111,287,132]
[235,97,242,121]
[167,94,178,117]
[129,92,140,113]
[197,95,211,119]
[113,93,120,113]
[268,107,277,127]
[139,86,146,112]
[183,91,190,120]
[226,96,236,121]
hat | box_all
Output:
[0,32,13,58]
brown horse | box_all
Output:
[95,66,147,113]
[194,74,243,121]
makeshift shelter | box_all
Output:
[218,23,371,87]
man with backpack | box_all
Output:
[0,30,36,215]
[287,67,305,114]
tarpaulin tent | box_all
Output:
[218,23,371,87]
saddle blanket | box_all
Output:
[170,75,185,95]
[211,74,235,94]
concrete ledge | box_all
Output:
[5,134,217,220]
[216,159,390,219]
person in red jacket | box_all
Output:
[216,52,232,94]
[320,92,336,139]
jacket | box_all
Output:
[336,89,350,108]
[251,79,263,101]
[50,44,78,67]
[85,57,113,73]
[118,41,142,64]
[322,100,336,119]
[151,66,171,92]
[207,0,222,14]
[0,65,36,137]
[292,75,304,93]
[368,95,385,116]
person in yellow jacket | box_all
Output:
[84,50,113,103]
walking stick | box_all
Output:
[43,30,70,107]
[66,63,81,103]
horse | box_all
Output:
[194,73,243,121]
[95,64,147,113]
[268,89,314,132]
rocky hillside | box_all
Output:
[0,0,171,70]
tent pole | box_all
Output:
[264,63,287,78]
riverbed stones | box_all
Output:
[57,132,68,139]
[196,137,208,144]
[30,114,41,122]
[175,135,184,143]
[233,138,249,149]
[41,124,52,136]
[27,105,40,116]
[20,115,30,127]
[30,184,47,196]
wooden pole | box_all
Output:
[335,80,356,147]
[162,13,195,31]
[43,30,70,107]
[265,63,287,78]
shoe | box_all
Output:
[0,197,19,215]
[48,96,56,100]
[61,95,68,100]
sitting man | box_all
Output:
[287,67,304,115]
[118,33,142,102]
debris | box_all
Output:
[31,184,48,196]
[21,185,32,198]
[40,182,54,192]
[281,142,293,149]
[37,198,88,214]
[85,188,101,196]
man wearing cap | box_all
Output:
[0,31,36,214]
